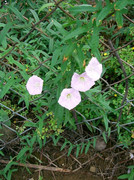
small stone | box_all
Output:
[90,166,96,173]
[94,137,106,151]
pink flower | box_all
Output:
[85,57,102,81]
[26,75,43,95]
[71,72,95,92]
[58,88,81,110]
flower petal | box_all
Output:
[58,88,81,110]
[85,57,102,81]
[26,75,43,95]
[71,72,95,92]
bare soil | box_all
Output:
[1,139,133,180]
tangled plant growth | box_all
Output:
[58,57,102,110]
[0,0,134,179]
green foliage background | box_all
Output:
[0,0,134,179]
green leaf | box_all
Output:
[89,26,100,57]
[67,143,74,156]
[39,119,44,135]
[20,71,29,81]
[54,72,63,84]
[24,93,30,109]
[17,147,30,160]
[64,43,76,57]
[51,48,62,66]
[0,75,14,99]
[118,174,129,179]
[102,132,107,143]
[27,0,36,8]
[64,110,70,125]
[115,11,123,27]
[128,165,134,169]
[0,38,6,48]
[0,109,11,126]
[117,123,120,134]
[103,114,108,131]
[93,48,101,61]
[9,59,26,71]
[60,139,68,151]
[80,143,85,154]
[0,71,5,78]
[29,9,40,23]
[53,19,67,36]
[49,38,54,53]
[108,127,111,137]
[96,4,113,26]
[84,90,94,101]
[43,136,46,146]
[7,169,18,180]
[0,22,12,48]
[87,86,101,93]
[97,94,113,112]
[8,6,26,22]
[4,161,18,174]
[69,4,95,13]
[76,144,80,157]
[24,121,37,128]
[85,122,92,132]
[0,47,13,59]
[55,105,64,126]
[0,23,5,28]
[72,46,85,69]
[52,135,61,146]
[85,141,91,154]
[72,51,82,69]
[62,26,88,42]
[39,176,43,180]
[114,0,131,10]
[37,135,42,149]
[0,151,4,156]
[68,117,76,129]
[38,3,55,14]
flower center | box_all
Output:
[67,93,71,98]
[35,82,40,87]
[79,77,85,81]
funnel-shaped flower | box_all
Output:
[58,88,81,110]
[71,72,95,92]
[26,75,43,95]
[85,57,102,81]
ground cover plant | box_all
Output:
[0,0,134,179]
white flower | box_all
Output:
[71,72,95,92]
[26,75,43,95]
[58,88,81,110]
[85,57,102,81]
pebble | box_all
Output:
[90,166,96,173]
